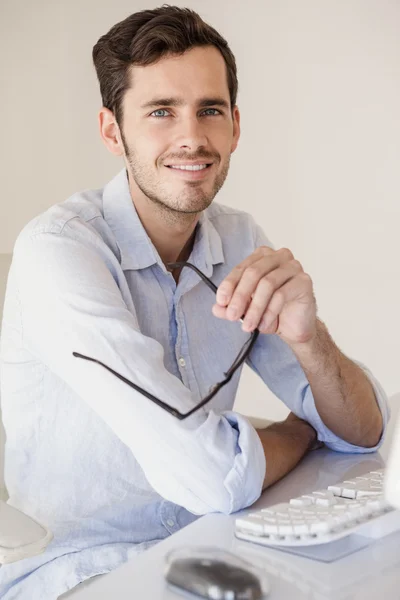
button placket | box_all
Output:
[174,298,189,385]
[173,290,202,400]
[160,501,179,534]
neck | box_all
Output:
[126,171,200,267]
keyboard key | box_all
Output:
[292,523,310,535]
[327,484,345,496]
[309,521,331,534]
[235,516,264,534]
[288,507,302,515]
[261,516,277,524]
[289,497,313,507]
[315,496,337,506]
[264,523,279,534]
[327,484,357,499]
[312,490,337,506]
[261,503,291,515]
[278,524,295,535]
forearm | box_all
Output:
[288,318,383,448]
[256,415,317,491]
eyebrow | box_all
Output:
[140,97,230,110]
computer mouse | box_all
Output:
[165,550,269,599]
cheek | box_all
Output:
[144,134,172,165]
[129,136,165,167]
[212,125,235,155]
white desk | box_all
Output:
[69,397,400,600]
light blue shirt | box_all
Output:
[0,169,389,598]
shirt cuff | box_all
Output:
[221,411,266,513]
[301,359,390,453]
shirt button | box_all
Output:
[167,519,175,528]
[178,358,186,368]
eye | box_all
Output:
[201,108,221,116]
[150,109,170,118]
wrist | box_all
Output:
[285,319,324,358]
[298,421,318,451]
[284,415,318,451]
[300,422,324,451]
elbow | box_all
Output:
[179,475,262,517]
[337,410,384,450]
[216,472,263,515]
[361,412,384,448]
[190,486,240,516]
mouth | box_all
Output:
[165,163,213,180]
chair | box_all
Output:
[0,254,53,564]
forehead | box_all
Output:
[125,46,230,104]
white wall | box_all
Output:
[0,255,12,498]
[1,0,399,421]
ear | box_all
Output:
[98,107,124,156]
[231,105,241,153]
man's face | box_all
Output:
[119,46,240,214]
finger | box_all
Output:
[241,260,303,332]
[258,273,314,333]
[216,245,275,307]
[212,303,228,320]
[225,248,293,322]
[212,298,252,321]
[262,315,279,335]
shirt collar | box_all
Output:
[102,168,224,274]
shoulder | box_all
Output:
[14,185,120,263]
[18,186,104,239]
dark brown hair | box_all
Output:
[92,5,238,127]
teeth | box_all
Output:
[169,164,209,171]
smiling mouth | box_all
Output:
[165,164,213,172]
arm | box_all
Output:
[213,222,389,452]
[12,226,266,516]
[288,318,383,448]
[256,413,317,491]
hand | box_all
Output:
[212,246,317,345]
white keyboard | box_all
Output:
[235,468,400,547]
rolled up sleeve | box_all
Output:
[13,227,265,516]
[247,333,390,454]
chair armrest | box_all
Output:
[0,501,53,564]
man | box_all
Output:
[0,6,388,599]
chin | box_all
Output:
[174,198,213,214]
[164,188,213,214]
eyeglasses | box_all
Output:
[73,262,260,420]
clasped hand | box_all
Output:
[213,246,317,345]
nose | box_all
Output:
[176,115,208,151]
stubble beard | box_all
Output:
[122,138,231,223]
